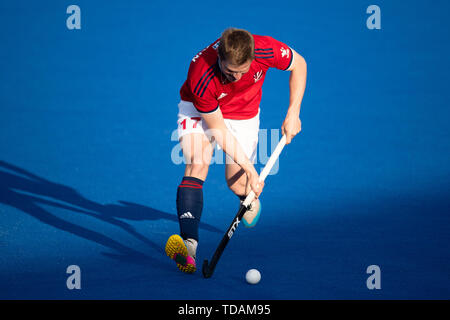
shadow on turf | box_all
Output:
[0,160,221,264]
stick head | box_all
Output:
[202,260,213,278]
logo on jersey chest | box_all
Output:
[254,70,263,83]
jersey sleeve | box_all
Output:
[255,36,293,71]
[187,65,219,113]
[191,88,219,113]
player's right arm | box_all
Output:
[200,108,264,198]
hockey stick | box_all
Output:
[202,135,287,278]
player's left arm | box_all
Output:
[282,48,307,144]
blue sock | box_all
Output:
[176,176,204,242]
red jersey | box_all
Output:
[180,35,293,120]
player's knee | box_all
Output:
[191,164,209,177]
[186,163,210,179]
[226,174,247,195]
[181,134,213,163]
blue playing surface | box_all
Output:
[1,0,449,299]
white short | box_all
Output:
[177,100,259,163]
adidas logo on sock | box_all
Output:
[180,212,194,219]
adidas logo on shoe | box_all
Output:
[180,212,194,219]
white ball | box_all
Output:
[245,269,261,284]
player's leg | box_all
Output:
[225,161,261,228]
[181,132,214,181]
[224,114,261,228]
[225,162,249,198]
[177,132,214,248]
[166,101,214,273]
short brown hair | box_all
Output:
[218,28,255,65]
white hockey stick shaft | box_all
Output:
[242,135,287,207]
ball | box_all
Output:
[245,269,261,284]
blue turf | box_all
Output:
[1,0,449,299]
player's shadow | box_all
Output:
[0,160,221,265]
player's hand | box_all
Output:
[281,113,301,144]
[247,168,264,198]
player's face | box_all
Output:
[219,59,252,82]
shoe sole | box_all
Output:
[165,234,196,273]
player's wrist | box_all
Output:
[286,105,300,118]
